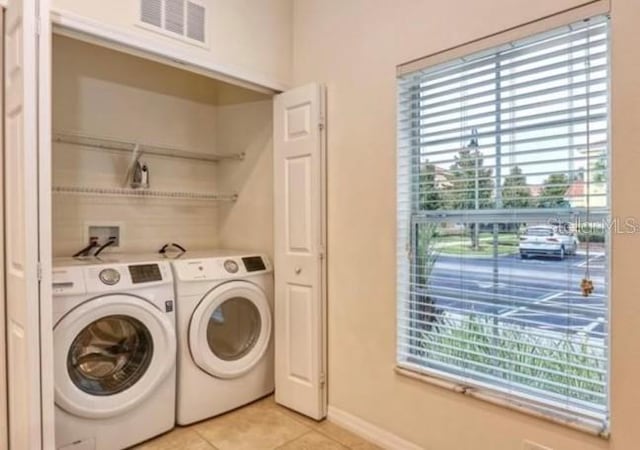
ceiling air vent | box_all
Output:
[139,0,207,45]
[164,0,185,35]
[186,2,205,42]
[140,0,162,27]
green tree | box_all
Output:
[445,148,494,210]
[413,223,442,340]
[502,165,533,208]
[418,162,444,210]
[593,155,607,183]
[538,173,570,208]
[445,137,494,249]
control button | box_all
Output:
[99,268,121,286]
[224,260,239,274]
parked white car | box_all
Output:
[519,225,579,260]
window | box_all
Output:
[397,16,609,432]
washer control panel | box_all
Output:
[224,259,239,274]
[52,267,86,296]
[99,268,121,285]
[53,260,173,297]
[129,264,163,284]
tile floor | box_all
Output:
[135,396,381,450]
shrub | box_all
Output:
[578,232,606,243]
[417,314,606,406]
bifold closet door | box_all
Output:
[4,0,51,447]
[274,83,327,420]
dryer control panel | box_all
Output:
[173,254,272,281]
[242,256,267,272]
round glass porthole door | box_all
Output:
[207,297,262,361]
[54,295,176,419]
[190,281,272,379]
[67,315,154,396]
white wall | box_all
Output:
[52,35,274,259]
[291,0,640,449]
[51,0,293,89]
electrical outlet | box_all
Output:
[85,223,122,248]
[523,441,553,450]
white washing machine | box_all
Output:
[171,250,274,425]
[52,256,177,450]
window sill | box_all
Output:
[395,366,609,439]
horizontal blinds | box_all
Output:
[396,16,609,428]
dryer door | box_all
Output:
[189,281,271,379]
[54,295,175,419]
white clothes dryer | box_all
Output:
[170,250,274,425]
[52,256,176,450]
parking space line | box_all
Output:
[578,317,605,336]
[499,291,565,318]
[576,254,605,268]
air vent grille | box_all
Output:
[186,2,205,42]
[139,0,206,44]
[164,0,185,35]
[140,0,162,27]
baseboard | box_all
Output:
[327,405,423,450]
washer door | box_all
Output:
[54,295,175,419]
[189,281,271,379]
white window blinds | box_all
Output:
[397,16,609,432]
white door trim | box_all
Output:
[38,1,55,446]
[327,406,423,450]
[4,0,53,446]
[49,8,287,95]
[0,8,6,449]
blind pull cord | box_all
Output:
[582,19,594,297]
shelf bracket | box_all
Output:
[123,143,143,188]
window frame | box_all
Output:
[395,9,612,437]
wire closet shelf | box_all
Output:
[53,131,245,163]
[52,131,241,202]
[52,186,238,202]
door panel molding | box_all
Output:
[274,83,327,420]
[4,0,54,447]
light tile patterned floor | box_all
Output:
[135,396,381,450]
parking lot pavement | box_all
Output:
[427,252,607,337]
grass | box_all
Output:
[414,314,606,406]
[433,233,520,256]
[434,242,516,256]
[413,225,606,411]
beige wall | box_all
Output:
[292,0,640,449]
[52,36,274,258]
[52,0,293,88]
[0,9,6,449]
[216,84,275,257]
[53,35,220,257]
